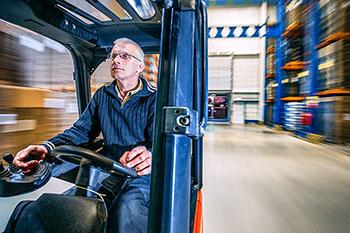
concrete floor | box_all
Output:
[202,125,350,233]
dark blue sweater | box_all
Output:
[45,78,156,160]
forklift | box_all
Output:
[0,0,208,233]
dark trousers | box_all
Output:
[99,174,151,233]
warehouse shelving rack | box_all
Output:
[264,0,350,143]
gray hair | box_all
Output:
[113,38,144,61]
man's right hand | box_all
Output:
[13,145,48,174]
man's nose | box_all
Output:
[113,55,122,64]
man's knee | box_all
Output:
[108,189,149,233]
[116,195,147,217]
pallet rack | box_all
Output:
[264,0,350,143]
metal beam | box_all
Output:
[148,3,199,233]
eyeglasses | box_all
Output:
[108,51,142,62]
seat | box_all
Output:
[5,193,107,233]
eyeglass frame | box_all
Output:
[108,51,143,63]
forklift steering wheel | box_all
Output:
[51,145,138,178]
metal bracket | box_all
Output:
[163,107,202,137]
[178,0,196,10]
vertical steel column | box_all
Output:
[192,1,207,189]
[309,0,320,134]
[148,8,172,233]
[148,1,197,233]
[309,1,319,96]
[273,0,285,124]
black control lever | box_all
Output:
[0,152,51,197]
[2,153,20,173]
[3,152,14,164]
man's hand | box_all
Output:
[119,146,152,176]
[13,145,48,174]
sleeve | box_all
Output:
[145,93,156,151]
[42,90,102,154]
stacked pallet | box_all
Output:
[283,36,304,63]
[282,72,300,97]
[284,0,305,63]
[266,38,275,76]
[315,96,350,143]
[265,80,276,100]
[298,70,310,95]
[0,31,24,86]
[267,52,275,76]
[319,0,350,42]
[316,0,350,143]
[285,0,305,27]
[283,102,305,131]
[318,40,350,91]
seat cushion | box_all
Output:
[6,193,107,233]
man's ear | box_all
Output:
[138,62,145,73]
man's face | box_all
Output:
[110,42,145,81]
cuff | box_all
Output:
[40,141,56,156]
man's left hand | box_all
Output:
[119,146,152,176]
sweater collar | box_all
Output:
[104,77,155,100]
[115,78,143,101]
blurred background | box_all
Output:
[205,1,350,232]
[0,20,78,155]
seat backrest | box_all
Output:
[5,193,107,233]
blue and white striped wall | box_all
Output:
[208,25,266,38]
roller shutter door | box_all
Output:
[232,55,260,124]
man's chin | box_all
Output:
[113,76,127,82]
[111,72,124,80]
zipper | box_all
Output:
[120,96,130,109]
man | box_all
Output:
[13,38,156,233]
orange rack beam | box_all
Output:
[267,46,275,54]
[282,61,306,70]
[265,99,274,103]
[316,32,350,49]
[317,88,350,96]
[282,22,303,37]
[281,96,305,101]
[286,22,303,31]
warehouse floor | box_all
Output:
[203,124,350,233]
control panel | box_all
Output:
[0,153,51,197]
